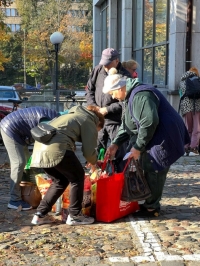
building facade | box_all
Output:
[93,0,200,110]
[1,1,21,32]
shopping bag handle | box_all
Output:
[101,155,114,173]
[123,158,131,173]
[123,157,140,173]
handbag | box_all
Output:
[20,181,42,208]
[121,158,152,202]
[96,159,139,223]
[31,123,57,144]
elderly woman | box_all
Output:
[122,59,138,78]
[31,105,104,226]
[103,68,190,218]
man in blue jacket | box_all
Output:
[0,106,59,210]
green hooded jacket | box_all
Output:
[31,105,99,168]
[112,78,160,152]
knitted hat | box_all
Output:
[102,68,127,93]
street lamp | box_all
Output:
[50,31,64,112]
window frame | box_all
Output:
[132,0,169,87]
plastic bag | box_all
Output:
[121,158,152,202]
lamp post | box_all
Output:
[50,32,64,112]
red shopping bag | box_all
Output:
[96,160,139,223]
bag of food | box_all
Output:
[121,158,152,202]
[82,175,92,216]
[96,159,139,222]
[20,181,42,208]
[35,173,56,212]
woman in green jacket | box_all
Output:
[31,105,104,226]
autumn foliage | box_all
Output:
[0,22,11,71]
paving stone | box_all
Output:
[187,262,200,266]
[74,256,101,264]
[137,263,158,266]
[160,262,185,266]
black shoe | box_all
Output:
[133,207,160,217]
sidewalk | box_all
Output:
[0,145,200,266]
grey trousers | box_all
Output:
[1,130,30,201]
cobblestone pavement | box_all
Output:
[0,145,200,266]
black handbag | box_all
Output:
[31,123,57,144]
[121,158,152,202]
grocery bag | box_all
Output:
[35,173,57,212]
[61,175,92,222]
[121,158,151,202]
[96,159,139,222]
[82,175,92,216]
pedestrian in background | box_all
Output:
[0,106,59,210]
[122,59,138,78]
[31,105,104,226]
[179,67,200,156]
[103,68,190,217]
[86,48,131,172]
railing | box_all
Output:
[0,89,87,112]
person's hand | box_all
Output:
[105,144,119,160]
[128,147,141,161]
[99,107,108,116]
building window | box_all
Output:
[7,24,21,32]
[101,0,109,50]
[4,8,19,17]
[133,0,169,86]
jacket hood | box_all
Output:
[68,105,99,126]
[125,78,141,99]
[181,71,197,81]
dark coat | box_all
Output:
[128,85,190,171]
[0,106,59,145]
[85,62,131,125]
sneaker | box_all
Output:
[66,213,95,226]
[31,213,53,225]
[8,200,32,211]
[189,152,199,156]
[133,206,160,217]
[184,147,190,156]
[189,148,199,156]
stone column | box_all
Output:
[191,0,200,70]
[108,0,117,49]
[168,0,187,110]
[93,0,102,66]
[121,0,132,61]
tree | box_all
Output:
[15,0,93,88]
[0,22,11,71]
[0,31,23,84]
[0,0,12,6]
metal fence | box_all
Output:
[0,89,87,112]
